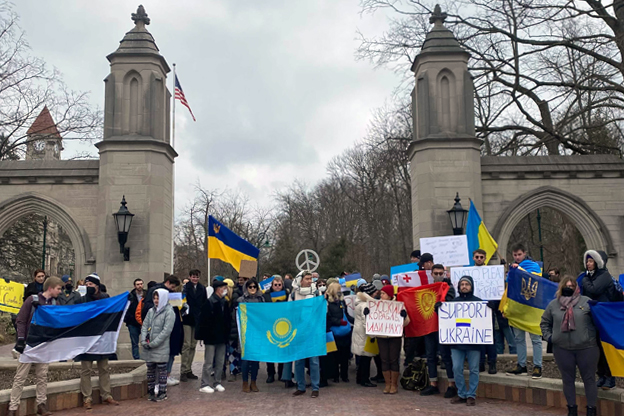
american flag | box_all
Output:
[174,75,196,121]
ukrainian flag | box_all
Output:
[326,332,338,353]
[466,200,498,265]
[270,290,287,302]
[237,296,327,363]
[456,318,471,327]
[590,302,624,377]
[208,216,259,272]
[500,267,557,335]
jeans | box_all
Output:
[281,362,293,381]
[512,327,542,367]
[127,325,141,360]
[201,343,226,388]
[241,360,259,382]
[451,349,480,399]
[295,356,320,391]
[424,332,454,382]
[495,313,517,354]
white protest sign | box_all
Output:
[344,295,356,319]
[450,265,505,300]
[420,235,469,267]
[438,301,493,344]
[365,300,404,337]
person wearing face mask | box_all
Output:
[196,280,231,395]
[262,276,290,384]
[353,282,379,388]
[57,275,81,305]
[237,279,264,392]
[541,276,599,416]
[76,274,119,410]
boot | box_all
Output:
[389,371,399,394]
[250,381,259,392]
[566,405,578,416]
[7,409,18,416]
[382,371,392,394]
[586,406,597,416]
[37,402,52,416]
[242,381,250,393]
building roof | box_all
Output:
[26,106,62,138]
[419,4,466,54]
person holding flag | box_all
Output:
[237,279,265,393]
[262,275,290,384]
[208,216,260,275]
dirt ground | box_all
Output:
[0,366,139,390]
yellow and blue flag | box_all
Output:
[260,276,274,293]
[590,301,624,377]
[270,290,287,302]
[500,267,557,335]
[237,296,327,363]
[208,216,259,272]
[326,332,337,353]
[466,200,498,265]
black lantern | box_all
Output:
[447,192,468,235]
[113,195,134,261]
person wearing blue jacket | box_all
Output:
[505,243,544,379]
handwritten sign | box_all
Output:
[438,301,493,344]
[0,280,24,314]
[344,295,356,319]
[365,300,405,337]
[450,265,505,300]
[419,235,469,267]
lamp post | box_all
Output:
[447,192,468,235]
[112,196,134,261]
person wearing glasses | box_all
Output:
[420,264,457,398]
[263,275,291,385]
[236,279,265,392]
[472,249,498,374]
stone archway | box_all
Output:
[491,186,616,260]
[0,193,95,279]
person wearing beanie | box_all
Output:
[410,250,421,263]
[376,285,409,394]
[352,283,378,387]
[580,249,622,390]
[372,274,381,281]
[418,253,434,270]
[57,275,81,305]
[196,280,231,395]
[380,275,391,286]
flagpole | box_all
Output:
[171,63,176,274]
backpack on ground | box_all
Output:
[400,358,429,391]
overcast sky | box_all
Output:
[15,0,405,216]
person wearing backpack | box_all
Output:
[377,285,409,394]
[8,276,63,416]
[125,278,145,360]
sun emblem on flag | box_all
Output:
[267,318,297,348]
[213,223,220,234]
[415,289,437,320]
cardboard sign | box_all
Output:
[438,301,493,345]
[420,235,469,267]
[344,295,356,318]
[365,300,405,337]
[450,265,505,300]
[239,260,258,278]
[0,280,24,314]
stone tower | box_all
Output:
[408,5,483,245]
[25,106,64,160]
[95,5,176,292]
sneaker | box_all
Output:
[155,392,167,402]
[167,377,180,386]
[602,376,616,390]
[451,397,467,404]
[215,384,225,392]
[444,385,458,398]
[506,365,527,376]
[11,349,19,359]
[531,366,542,379]
[199,385,214,394]
[420,385,440,396]
[466,397,476,406]
[488,363,497,374]
[597,376,606,388]
[148,392,156,401]
[186,372,199,380]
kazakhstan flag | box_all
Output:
[208,216,259,272]
[501,267,557,335]
[237,296,327,363]
[466,200,498,265]
[590,301,624,377]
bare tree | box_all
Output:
[0,2,101,160]
[357,0,624,155]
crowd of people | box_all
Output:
[5,244,622,416]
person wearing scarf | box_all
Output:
[541,276,599,416]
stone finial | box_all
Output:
[429,4,447,24]
[131,5,150,26]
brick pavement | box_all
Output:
[59,360,564,416]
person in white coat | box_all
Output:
[351,283,378,387]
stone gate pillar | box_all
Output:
[95,6,176,293]
[408,5,483,246]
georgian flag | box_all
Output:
[394,270,433,289]
[20,292,129,363]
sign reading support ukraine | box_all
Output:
[237,296,327,363]
[438,301,493,345]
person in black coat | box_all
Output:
[142,275,181,320]
[180,270,207,382]
[325,283,352,384]
[581,249,623,390]
[196,281,231,393]
[23,269,46,301]
[124,278,145,360]
[262,276,290,384]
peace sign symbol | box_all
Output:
[295,249,320,272]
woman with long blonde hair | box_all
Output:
[325,282,352,383]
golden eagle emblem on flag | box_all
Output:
[267,318,297,348]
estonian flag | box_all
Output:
[20,292,129,364]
